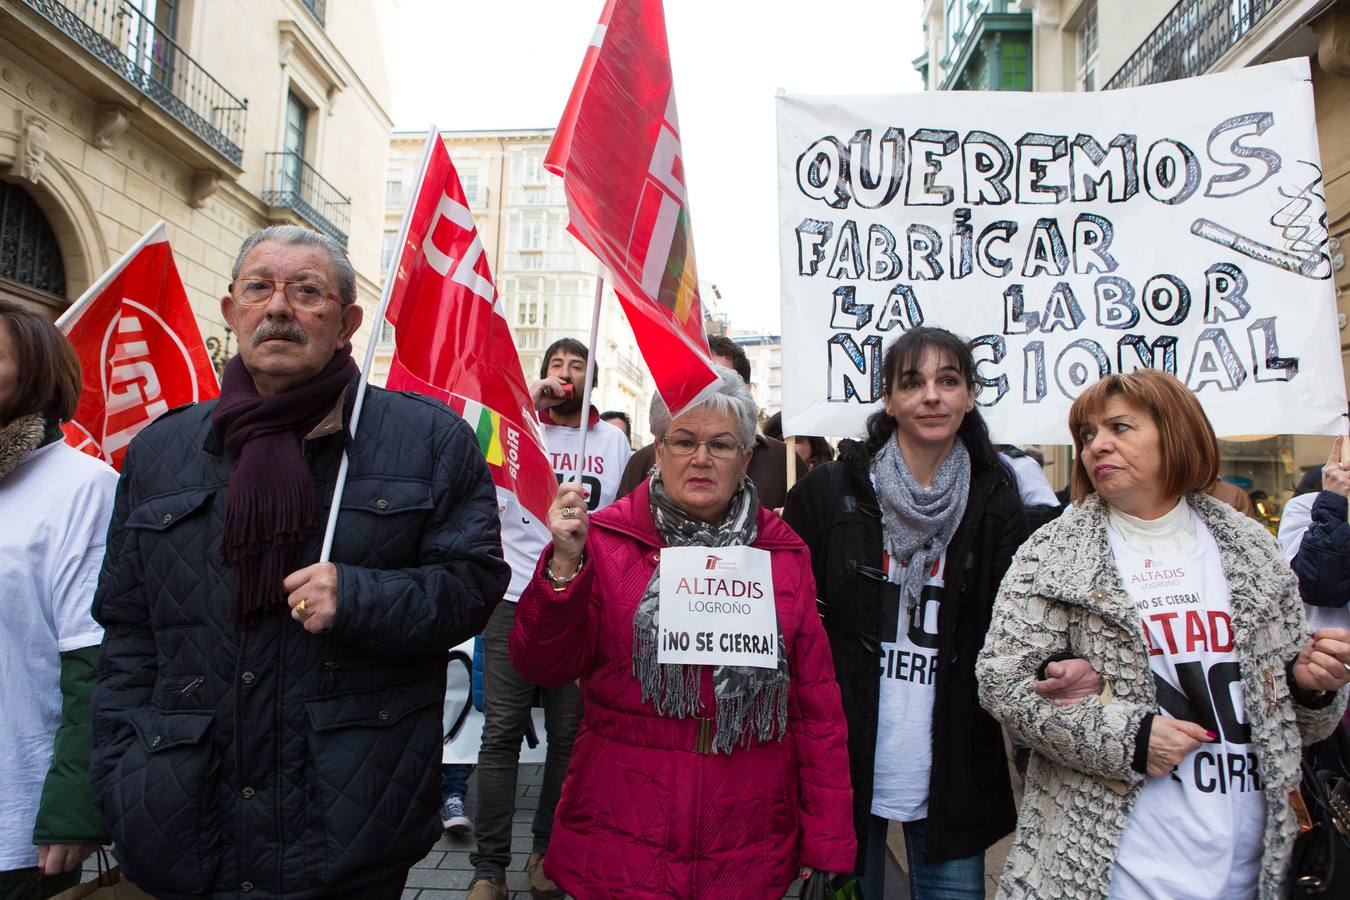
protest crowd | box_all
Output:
[6,1,1350,900]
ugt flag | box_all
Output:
[58,221,218,470]
[546,0,718,416]
[384,134,555,523]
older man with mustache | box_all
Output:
[89,225,510,899]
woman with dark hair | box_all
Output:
[0,301,116,898]
[783,326,1028,898]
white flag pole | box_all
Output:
[572,272,605,484]
[56,220,167,329]
[319,125,440,562]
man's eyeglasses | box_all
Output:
[661,436,743,459]
[229,279,340,311]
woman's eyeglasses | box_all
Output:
[661,437,743,459]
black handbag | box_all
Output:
[798,871,829,900]
[1290,756,1350,897]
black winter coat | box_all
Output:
[90,383,510,899]
[782,440,1027,874]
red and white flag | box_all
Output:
[383,135,556,523]
[546,0,718,417]
[58,222,218,470]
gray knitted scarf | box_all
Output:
[872,436,970,611]
[632,473,789,753]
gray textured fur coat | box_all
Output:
[977,491,1346,900]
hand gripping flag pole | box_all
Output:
[318,126,439,563]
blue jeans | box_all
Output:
[442,763,472,802]
[861,815,984,900]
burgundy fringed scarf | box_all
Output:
[210,345,358,627]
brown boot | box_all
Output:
[466,876,507,900]
[527,852,564,900]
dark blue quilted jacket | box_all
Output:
[1291,490,1350,608]
[89,383,509,898]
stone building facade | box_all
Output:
[0,0,393,370]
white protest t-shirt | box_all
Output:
[1107,513,1265,900]
[0,440,117,868]
[498,414,631,602]
[871,547,946,822]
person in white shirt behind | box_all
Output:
[468,338,631,900]
[0,301,117,898]
[978,368,1350,900]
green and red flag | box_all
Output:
[546,0,718,416]
[383,136,555,522]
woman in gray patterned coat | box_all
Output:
[976,369,1350,900]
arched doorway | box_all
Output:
[0,179,67,319]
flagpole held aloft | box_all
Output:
[56,220,167,329]
[318,125,440,563]
[572,272,606,484]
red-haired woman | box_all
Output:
[978,368,1350,899]
[0,301,117,898]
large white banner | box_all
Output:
[777,59,1346,443]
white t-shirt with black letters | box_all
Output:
[1107,512,1264,900]
[871,547,947,822]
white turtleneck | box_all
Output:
[1106,497,1196,556]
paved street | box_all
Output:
[402,765,912,900]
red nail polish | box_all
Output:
[1205,730,1217,740]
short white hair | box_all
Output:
[649,365,757,448]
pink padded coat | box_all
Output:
[511,482,856,899]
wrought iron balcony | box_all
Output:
[263,151,351,247]
[1105,0,1285,90]
[19,0,247,164]
[298,0,326,27]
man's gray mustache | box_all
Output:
[252,322,309,347]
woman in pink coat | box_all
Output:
[511,367,855,899]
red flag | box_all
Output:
[546,0,718,416]
[384,136,555,523]
[58,223,218,470]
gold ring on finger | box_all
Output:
[561,506,577,519]
[294,599,308,619]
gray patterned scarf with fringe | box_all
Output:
[872,435,970,612]
[632,473,789,753]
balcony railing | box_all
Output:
[1105,0,1285,90]
[263,151,351,247]
[298,0,326,26]
[20,0,247,164]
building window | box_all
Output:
[380,231,399,270]
[385,178,403,207]
[945,0,965,60]
[461,170,479,205]
[1001,39,1030,90]
[0,180,66,302]
[281,90,310,193]
[1077,1,1099,91]
[523,155,544,184]
[128,0,179,88]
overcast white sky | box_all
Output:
[388,0,925,333]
